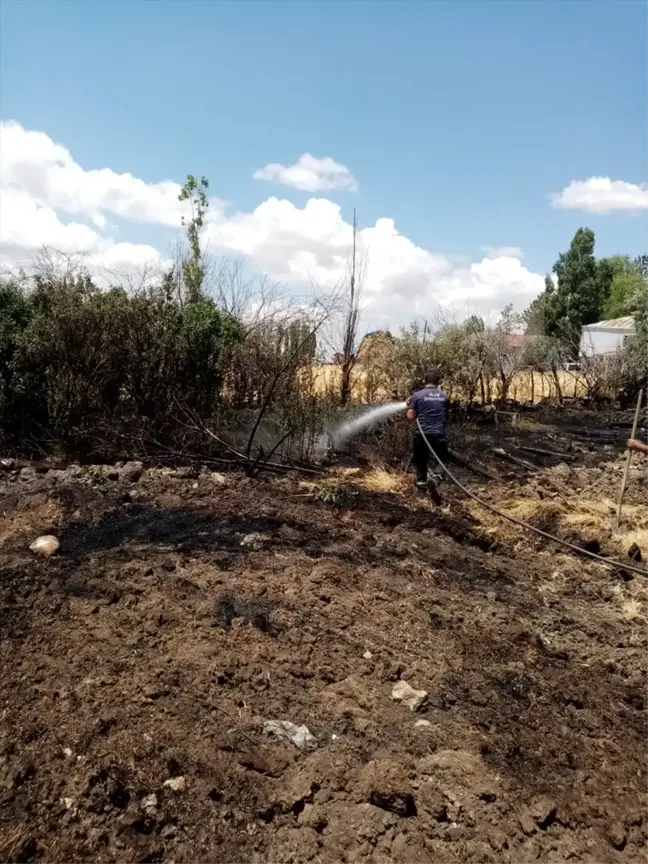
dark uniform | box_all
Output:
[409,385,449,486]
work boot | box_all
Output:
[432,471,444,486]
[415,477,428,492]
[428,478,442,506]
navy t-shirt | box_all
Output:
[409,386,449,436]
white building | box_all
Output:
[580,316,636,358]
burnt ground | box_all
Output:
[0,420,647,863]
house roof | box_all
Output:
[505,333,525,348]
[583,316,636,331]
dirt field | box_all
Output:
[1,417,647,863]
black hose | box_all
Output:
[415,418,647,578]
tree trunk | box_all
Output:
[340,210,359,406]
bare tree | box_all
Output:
[99,259,159,295]
[338,209,361,405]
[244,298,333,457]
[26,247,91,288]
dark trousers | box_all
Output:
[413,432,448,483]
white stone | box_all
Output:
[391,680,428,712]
[263,719,317,750]
[142,793,158,813]
[163,776,186,792]
[240,532,271,550]
[29,535,59,557]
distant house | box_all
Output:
[580,316,636,358]
[504,333,525,350]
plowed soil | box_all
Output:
[1,441,646,863]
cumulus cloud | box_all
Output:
[253,153,358,193]
[0,120,544,327]
[202,203,543,324]
[550,177,648,213]
[484,246,523,260]
[0,120,199,226]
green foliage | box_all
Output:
[311,484,342,505]
[603,270,647,319]
[550,228,604,339]
[464,315,485,334]
[634,255,648,278]
[178,174,209,302]
[619,269,648,394]
[524,228,640,357]
[0,272,242,458]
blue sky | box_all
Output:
[1,0,646,327]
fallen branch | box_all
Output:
[173,400,321,475]
[148,447,324,476]
[447,449,497,481]
[174,400,250,462]
[492,447,539,471]
[517,445,577,462]
[247,428,294,478]
[561,426,626,439]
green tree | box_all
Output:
[464,315,485,334]
[178,174,209,303]
[634,254,648,278]
[603,269,647,319]
[525,228,611,353]
[525,275,558,336]
[591,255,648,320]
[621,282,648,396]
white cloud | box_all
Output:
[202,203,543,324]
[484,246,522,260]
[0,120,544,326]
[550,177,648,213]
[253,153,358,193]
[0,121,194,226]
[1,186,102,254]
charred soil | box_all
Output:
[0,439,646,863]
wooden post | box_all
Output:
[615,389,644,530]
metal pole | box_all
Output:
[615,388,644,531]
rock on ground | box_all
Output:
[391,679,428,712]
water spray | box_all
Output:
[328,401,407,449]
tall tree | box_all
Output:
[525,228,612,353]
[525,275,558,335]
[339,209,361,405]
[178,174,209,303]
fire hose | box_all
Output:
[415,417,647,578]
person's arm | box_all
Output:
[407,395,417,423]
[627,438,648,455]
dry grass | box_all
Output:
[620,596,645,621]
[468,493,648,558]
[311,363,588,405]
[615,526,648,553]
[512,417,553,433]
[0,826,24,862]
[354,467,410,494]
[299,465,411,502]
